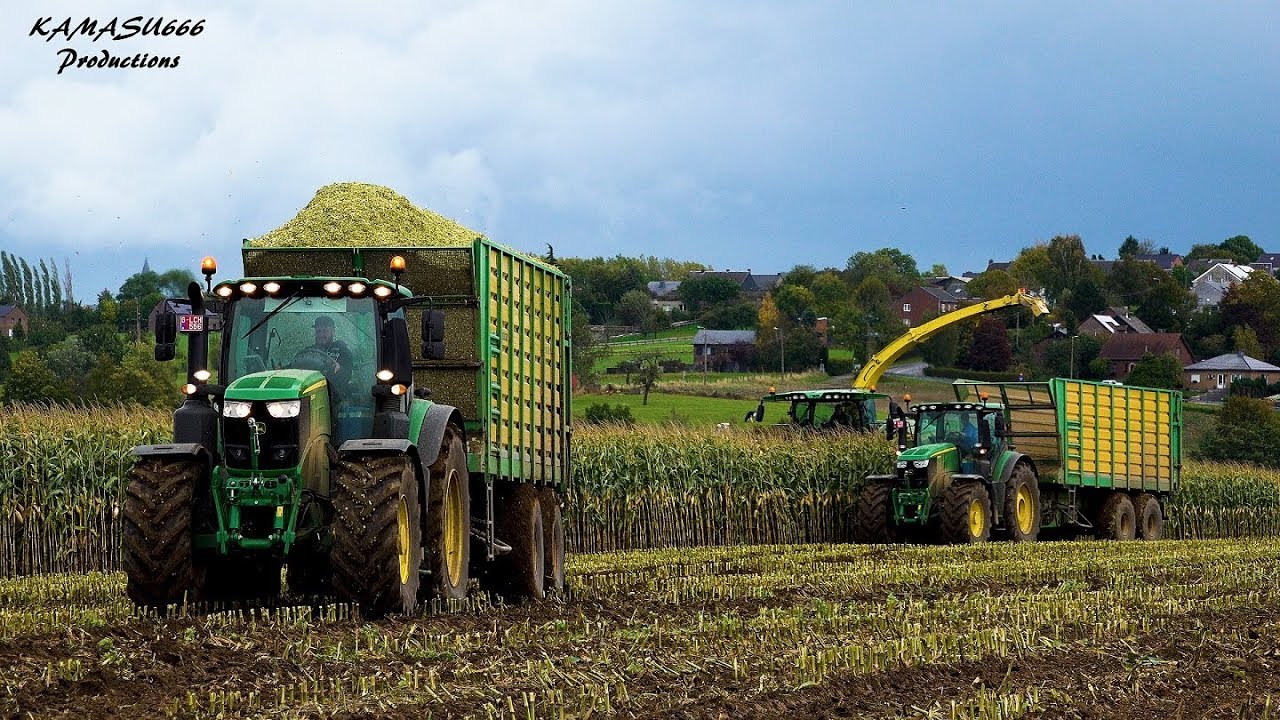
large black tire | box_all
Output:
[1098,492,1137,541]
[497,484,545,601]
[854,481,899,544]
[1133,493,1163,540]
[940,482,991,544]
[1003,462,1041,542]
[423,428,471,600]
[122,458,200,609]
[331,454,422,617]
[540,487,566,595]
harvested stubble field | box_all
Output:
[4,540,1280,718]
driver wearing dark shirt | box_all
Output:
[304,315,354,394]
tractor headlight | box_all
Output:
[895,461,908,469]
[223,401,251,418]
[913,460,930,469]
[266,400,301,419]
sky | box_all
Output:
[1,1,1278,301]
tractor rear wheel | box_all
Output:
[854,481,899,543]
[1003,463,1041,542]
[331,453,422,617]
[940,482,991,544]
[122,457,200,609]
[423,427,471,600]
[497,484,545,601]
[540,487,566,595]
[1098,492,1137,541]
[1133,493,1163,540]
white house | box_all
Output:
[1192,262,1254,307]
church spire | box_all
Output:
[142,257,151,274]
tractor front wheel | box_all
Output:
[122,457,200,609]
[1098,492,1137,541]
[940,482,991,544]
[1133,493,1163,540]
[1003,463,1041,542]
[854,481,899,544]
[331,453,422,617]
[423,427,471,600]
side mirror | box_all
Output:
[383,317,413,384]
[155,310,177,361]
[754,403,765,423]
[421,310,445,360]
[994,415,1007,439]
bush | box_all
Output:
[924,365,1024,382]
[1197,396,1280,468]
[584,403,635,425]
[825,357,854,376]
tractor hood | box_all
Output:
[897,443,957,462]
[225,369,327,402]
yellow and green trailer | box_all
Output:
[858,378,1180,544]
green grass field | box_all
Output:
[574,391,755,425]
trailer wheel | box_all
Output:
[854,481,899,543]
[497,484,545,601]
[331,453,422,617]
[540,487,566,595]
[940,482,991,544]
[1098,492,1137,541]
[1133,493,1163,540]
[1003,463,1040,542]
[122,458,199,610]
[423,428,471,600]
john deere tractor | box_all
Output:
[123,241,571,616]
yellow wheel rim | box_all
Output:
[968,499,984,537]
[443,469,464,586]
[397,497,410,585]
[1016,484,1035,534]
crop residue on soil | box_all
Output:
[246,182,483,248]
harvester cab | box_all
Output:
[745,389,890,433]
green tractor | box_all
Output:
[857,399,1035,544]
[123,241,571,616]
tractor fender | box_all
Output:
[132,443,212,472]
[417,403,465,470]
[992,453,1036,523]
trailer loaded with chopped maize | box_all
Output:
[858,378,1180,544]
[125,238,570,616]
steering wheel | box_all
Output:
[944,431,966,445]
[290,348,338,375]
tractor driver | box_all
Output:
[301,315,354,398]
[957,414,979,453]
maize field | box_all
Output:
[5,405,1280,575]
[4,540,1280,717]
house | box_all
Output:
[1098,333,1194,380]
[646,280,684,313]
[930,276,973,297]
[1090,259,1115,274]
[1077,307,1154,338]
[685,269,781,298]
[1184,352,1280,391]
[1185,257,1236,277]
[1133,253,1184,271]
[1192,262,1254,307]
[0,305,28,338]
[1253,253,1280,276]
[691,329,757,372]
[896,285,971,328]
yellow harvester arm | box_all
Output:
[852,291,1051,391]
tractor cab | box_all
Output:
[746,389,890,432]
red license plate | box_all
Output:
[178,314,204,333]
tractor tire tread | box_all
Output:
[122,458,200,608]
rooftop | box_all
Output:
[1185,351,1280,372]
[692,329,757,345]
